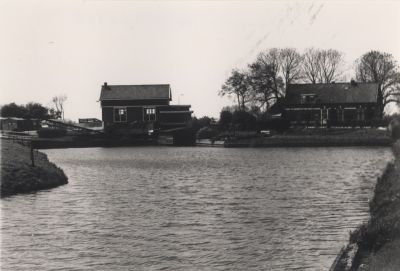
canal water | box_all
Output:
[1,147,392,270]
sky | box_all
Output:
[1,0,400,120]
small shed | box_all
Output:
[0,117,41,131]
[78,118,103,128]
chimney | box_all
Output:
[103,82,110,90]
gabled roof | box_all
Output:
[284,82,379,105]
[99,84,171,101]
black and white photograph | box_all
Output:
[1,0,400,270]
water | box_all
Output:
[1,147,392,270]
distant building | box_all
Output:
[77,118,103,132]
[78,118,103,128]
[0,117,41,131]
[283,82,380,127]
[99,83,193,132]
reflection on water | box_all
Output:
[1,147,392,270]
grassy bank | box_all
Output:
[332,141,400,270]
[1,139,68,197]
[224,128,392,147]
[30,134,158,149]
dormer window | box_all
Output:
[300,94,316,104]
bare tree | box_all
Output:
[51,95,67,120]
[220,70,252,111]
[245,48,300,112]
[318,49,344,83]
[302,48,321,84]
[257,48,283,98]
[355,50,400,116]
[248,58,283,112]
[302,48,344,84]
[280,48,303,87]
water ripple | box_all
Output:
[1,146,392,271]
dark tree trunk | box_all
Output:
[240,96,245,111]
[236,94,241,111]
[377,85,384,119]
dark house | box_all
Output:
[99,83,193,133]
[283,82,380,127]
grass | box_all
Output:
[224,128,392,147]
[337,140,400,270]
[1,139,68,197]
[285,127,389,136]
[364,239,400,271]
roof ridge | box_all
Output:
[99,84,172,101]
[288,82,378,86]
[104,84,170,87]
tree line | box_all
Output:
[0,95,67,120]
[219,48,400,118]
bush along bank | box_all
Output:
[331,141,400,271]
[1,139,68,197]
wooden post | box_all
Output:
[30,144,35,167]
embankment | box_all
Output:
[224,129,392,147]
[31,135,157,149]
[331,141,400,271]
[1,139,68,197]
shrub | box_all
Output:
[392,126,400,140]
[256,118,290,133]
[37,128,67,138]
[189,116,214,132]
[371,118,389,128]
[196,127,218,139]
[390,120,400,140]
[231,110,256,130]
[218,110,233,130]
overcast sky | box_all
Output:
[1,0,399,120]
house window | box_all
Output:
[337,107,345,121]
[357,107,365,121]
[300,94,316,104]
[114,107,127,122]
[144,108,156,121]
[321,108,329,125]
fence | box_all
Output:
[1,130,37,166]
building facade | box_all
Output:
[99,83,193,133]
[283,82,380,127]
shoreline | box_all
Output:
[224,129,392,148]
[26,129,393,149]
[224,138,392,148]
[1,139,68,197]
[331,140,400,270]
[30,137,156,149]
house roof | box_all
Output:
[284,82,379,105]
[99,84,171,101]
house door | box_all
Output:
[321,108,329,126]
